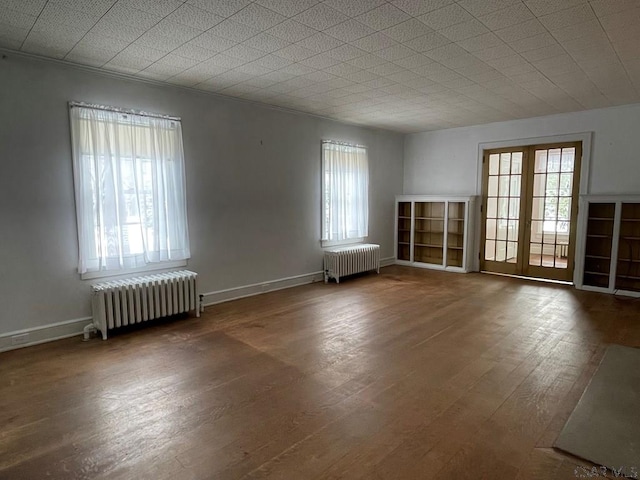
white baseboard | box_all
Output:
[201,271,325,306]
[0,316,92,353]
[381,256,395,267]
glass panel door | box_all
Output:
[481,142,581,282]
[524,145,581,281]
[481,150,524,275]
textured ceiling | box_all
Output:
[1,0,639,133]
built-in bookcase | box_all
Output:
[616,203,640,292]
[577,196,640,296]
[395,196,476,272]
[397,202,411,262]
[583,203,615,288]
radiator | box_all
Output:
[324,243,380,284]
[87,270,199,340]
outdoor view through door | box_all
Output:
[481,142,582,282]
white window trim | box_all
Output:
[80,260,188,280]
[321,237,366,248]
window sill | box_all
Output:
[321,238,366,248]
[80,260,188,281]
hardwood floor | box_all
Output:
[2,266,639,479]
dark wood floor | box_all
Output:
[2,266,639,479]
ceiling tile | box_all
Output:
[166,4,224,31]
[520,44,565,62]
[273,43,317,61]
[324,62,362,77]
[347,53,388,68]
[523,0,587,16]
[394,53,433,69]
[186,0,252,18]
[322,0,387,17]
[242,32,290,53]
[376,44,416,61]
[493,19,546,42]
[509,32,558,53]
[252,53,292,69]
[424,43,469,61]
[404,31,451,52]
[224,44,267,62]
[293,3,348,30]
[120,0,181,16]
[230,3,286,30]
[190,31,237,51]
[325,19,375,42]
[254,0,319,17]
[326,44,368,61]
[356,4,411,31]
[418,4,474,30]
[267,19,317,42]
[456,0,521,16]
[589,0,639,17]
[296,32,343,53]
[351,32,398,52]
[382,19,434,43]
[208,18,260,42]
[456,32,503,52]
[298,51,342,69]
[478,3,534,30]
[155,52,201,69]
[389,0,455,16]
[438,18,489,42]
[173,42,219,61]
[538,4,596,32]
[2,0,47,16]
[102,3,162,29]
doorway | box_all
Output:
[480,142,582,282]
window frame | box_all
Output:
[69,102,190,280]
[321,140,369,248]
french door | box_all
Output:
[480,142,582,282]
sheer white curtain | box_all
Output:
[70,104,190,275]
[322,141,369,245]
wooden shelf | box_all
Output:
[415,243,443,248]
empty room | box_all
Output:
[1,0,640,478]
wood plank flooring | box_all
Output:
[2,266,639,479]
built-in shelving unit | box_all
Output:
[616,203,640,292]
[397,201,411,262]
[577,196,640,296]
[395,196,476,272]
[583,203,614,288]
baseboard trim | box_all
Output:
[201,271,325,306]
[0,316,92,353]
[381,256,395,267]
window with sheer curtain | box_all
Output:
[69,103,190,278]
[321,141,369,247]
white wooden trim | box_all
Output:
[0,316,92,353]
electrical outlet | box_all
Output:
[11,333,29,345]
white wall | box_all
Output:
[0,53,404,341]
[404,103,640,196]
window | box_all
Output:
[321,141,368,246]
[69,103,190,278]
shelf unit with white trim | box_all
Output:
[576,195,640,297]
[395,195,477,272]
